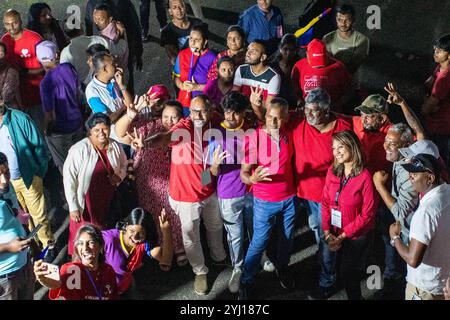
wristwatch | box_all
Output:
[390,235,401,247]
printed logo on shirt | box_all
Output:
[20,48,31,58]
[304,75,319,93]
[312,53,324,57]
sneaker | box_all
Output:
[261,251,275,272]
[276,268,295,290]
[228,268,242,293]
[307,285,337,300]
[194,274,208,295]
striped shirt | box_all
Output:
[233,64,280,101]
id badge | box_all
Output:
[201,169,212,186]
[331,208,342,228]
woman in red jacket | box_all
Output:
[321,130,378,300]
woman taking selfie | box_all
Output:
[34,224,119,300]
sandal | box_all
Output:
[175,253,188,267]
[159,263,171,272]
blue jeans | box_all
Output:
[241,196,296,285]
[243,192,254,240]
[218,196,245,269]
[305,200,336,288]
[378,206,406,279]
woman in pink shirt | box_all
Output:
[321,130,377,300]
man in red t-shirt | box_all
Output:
[352,94,392,175]
[422,34,450,166]
[292,87,351,299]
[291,39,351,113]
[2,9,44,131]
[144,94,226,296]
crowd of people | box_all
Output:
[0,0,450,301]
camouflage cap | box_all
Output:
[354,94,388,114]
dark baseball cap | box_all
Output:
[354,94,388,114]
[401,153,441,175]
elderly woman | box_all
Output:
[115,96,187,269]
[63,113,127,256]
[207,25,246,81]
[34,224,119,300]
[102,207,173,296]
[27,3,69,51]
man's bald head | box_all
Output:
[3,9,23,38]
[3,9,21,20]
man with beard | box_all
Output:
[173,24,216,113]
[291,87,352,299]
[1,10,45,132]
[233,41,280,110]
[143,94,226,296]
[352,94,392,174]
[322,4,369,75]
[203,56,235,110]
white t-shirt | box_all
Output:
[407,184,450,295]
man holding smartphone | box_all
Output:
[0,152,35,300]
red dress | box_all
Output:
[132,117,185,255]
[68,148,116,255]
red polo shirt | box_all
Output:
[244,125,295,202]
[168,118,217,202]
[352,116,392,174]
[322,167,378,239]
[293,114,352,202]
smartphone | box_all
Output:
[25,224,42,240]
[41,262,60,281]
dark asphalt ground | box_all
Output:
[0,0,448,301]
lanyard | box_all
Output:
[334,175,351,206]
[84,267,103,300]
[194,123,212,170]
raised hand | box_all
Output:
[126,127,144,151]
[159,208,170,231]
[115,67,124,86]
[250,86,264,107]
[212,145,230,167]
[250,166,272,184]
[384,82,405,105]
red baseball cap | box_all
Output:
[307,39,327,68]
[146,84,170,101]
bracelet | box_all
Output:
[120,87,127,91]
[390,235,401,247]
